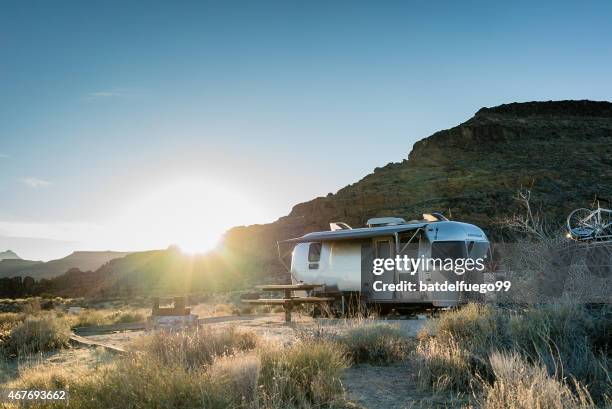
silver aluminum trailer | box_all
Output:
[279,214,490,313]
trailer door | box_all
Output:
[371,237,394,300]
[398,231,421,301]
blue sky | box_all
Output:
[1,1,611,260]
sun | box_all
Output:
[116,179,263,253]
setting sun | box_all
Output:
[115,179,264,253]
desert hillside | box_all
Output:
[222,100,612,277]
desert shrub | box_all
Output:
[255,305,273,314]
[70,308,147,328]
[4,315,70,355]
[415,335,475,392]
[481,352,598,409]
[72,309,110,327]
[83,356,228,409]
[208,353,261,405]
[0,312,26,332]
[508,303,611,399]
[112,311,146,324]
[335,322,410,364]
[11,356,228,409]
[9,337,349,409]
[415,302,612,404]
[135,326,258,368]
[8,363,83,391]
[239,305,254,315]
[21,298,41,314]
[258,340,349,407]
[213,303,234,316]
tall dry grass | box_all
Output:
[481,352,598,409]
[133,326,258,368]
[299,320,412,365]
[6,326,350,409]
[0,312,26,332]
[70,308,146,328]
[335,321,410,365]
[415,302,612,407]
[2,315,70,356]
[258,340,349,407]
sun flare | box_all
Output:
[114,179,263,253]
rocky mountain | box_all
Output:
[221,100,612,278]
[0,250,21,260]
[0,251,132,280]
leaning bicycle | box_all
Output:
[567,202,612,241]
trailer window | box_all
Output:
[431,241,467,259]
[399,232,420,256]
[308,243,322,262]
[376,240,392,259]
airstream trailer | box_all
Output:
[280,214,489,312]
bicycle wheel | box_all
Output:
[594,209,612,241]
[567,208,596,240]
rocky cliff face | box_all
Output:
[222,100,612,278]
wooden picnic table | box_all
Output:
[244,284,334,322]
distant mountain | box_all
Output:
[0,251,132,279]
[28,248,240,297]
[0,250,21,260]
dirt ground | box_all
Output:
[83,313,429,348]
[342,363,469,409]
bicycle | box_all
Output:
[567,200,612,241]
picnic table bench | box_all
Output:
[242,284,334,322]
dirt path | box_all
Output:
[342,363,467,409]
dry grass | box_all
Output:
[335,321,411,365]
[415,302,612,406]
[258,340,350,408]
[482,352,600,409]
[0,312,26,332]
[300,320,411,365]
[132,326,259,368]
[208,353,261,403]
[70,308,147,328]
[4,326,351,409]
[3,315,70,356]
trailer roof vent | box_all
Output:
[366,217,406,228]
[330,222,352,231]
[422,212,449,222]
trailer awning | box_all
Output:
[280,223,428,244]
